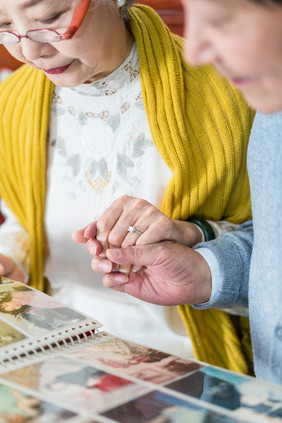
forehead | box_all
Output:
[186,0,282,9]
[186,0,243,9]
[0,0,68,14]
[18,0,50,9]
[185,0,282,22]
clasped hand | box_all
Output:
[72,196,212,306]
[0,254,25,283]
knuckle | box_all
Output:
[135,198,149,209]
[108,232,121,247]
[142,205,161,220]
[121,239,131,248]
[96,219,106,233]
[96,231,107,244]
[119,195,131,204]
[161,217,173,232]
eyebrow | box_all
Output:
[19,0,45,10]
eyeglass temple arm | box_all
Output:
[63,0,91,39]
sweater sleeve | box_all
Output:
[0,199,30,280]
[193,220,253,309]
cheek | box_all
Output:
[5,45,25,63]
[216,36,260,73]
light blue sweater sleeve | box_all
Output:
[193,220,253,309]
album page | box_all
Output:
[0,280,102,366]
[1,333,282,422]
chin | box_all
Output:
[43,73,84,88]
[244,93,282,115]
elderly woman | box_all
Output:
[0,0,254,372]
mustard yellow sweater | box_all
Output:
[0,6,255,373]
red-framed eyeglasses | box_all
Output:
[0,0,91,45]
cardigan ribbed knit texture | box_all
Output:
[0,5,254,373]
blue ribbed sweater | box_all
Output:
[195,111,282,384]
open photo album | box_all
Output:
[1,278,282,423]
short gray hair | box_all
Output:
[95,0,136,21]
[120,0,136,20]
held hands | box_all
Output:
[72,195,203,276]
[0,254,25,283]
[72,195,211,305]
[73,195,203,253]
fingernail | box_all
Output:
[88,244,97,255]
[110,274,129,284]
[132,265,141,272]
[99,262,112,272]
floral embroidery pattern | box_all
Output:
[124,61,138,82]
[85,111,109,120]
[121,102,130,114]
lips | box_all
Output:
[230,76,252,85]
[43,63,72,75]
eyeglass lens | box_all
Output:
[0,29,63,45]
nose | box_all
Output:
[184,20,216,67]
[20,37,54,62]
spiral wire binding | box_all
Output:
[0,322,99,367]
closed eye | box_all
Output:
[40,12,63,25]
[0,22,11,29]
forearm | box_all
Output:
[171,218,239,247]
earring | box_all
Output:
[117,0,126,7]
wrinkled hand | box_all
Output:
[91,241,212,306]
[0,254,25,283]
[72,196,203,274]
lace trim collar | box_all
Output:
[70,42,138,97]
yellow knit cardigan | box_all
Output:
[0,6,255,373]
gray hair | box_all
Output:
[95,0,136,21]
[120,0,136,20]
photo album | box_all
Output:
[1,278,282,422]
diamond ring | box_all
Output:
[128,225,142,235]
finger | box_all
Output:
[106,244,155,267]
[97,196,126,232]
[0,255,25,283]
[91,256,120,274]
[121,223,146,247]
[86,238,103,256]
[107,198,152,247]
[106,241,174,268]
[98,196,150,250]
[96,197,127,252]
[113,226,141,275]
[72,227,88,243]
[103,272,129,289]
[96,228,110,256]
[121,210,172,248]
[117,264,132,276]
[0,255,15,276]
[103,271,143,299]
[8,268,25,283]
[83,221,98,239]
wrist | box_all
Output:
[187,217,216,243]
[192,250,213,304]
[172,220,204,246]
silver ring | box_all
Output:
[128,225,142,235]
